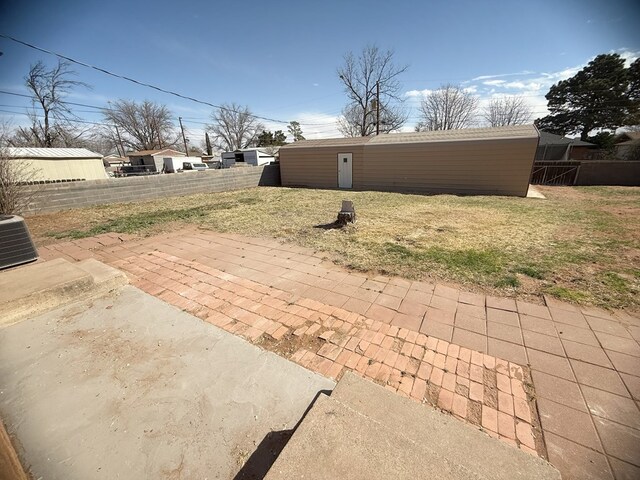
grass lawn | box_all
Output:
[27,185,640,310]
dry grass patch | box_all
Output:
[27,185,640,310]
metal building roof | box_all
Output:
[280,125,538,149]
[6,147,103,159]
[279,137,371,149]
[127,148,186,157]
[368,124,538,145]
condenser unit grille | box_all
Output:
[0,215,39,269]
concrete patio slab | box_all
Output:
[0,285,334,480]
[37,230,640,479]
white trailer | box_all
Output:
[221,148,275,168]
[162,156,204,173]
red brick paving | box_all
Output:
[39,230,640,479]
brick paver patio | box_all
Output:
[39,229,640,480]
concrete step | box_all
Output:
[0,258,127,328]
[331,372,558,479]
[266,372,560,480]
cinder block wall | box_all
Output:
[20,165,281,214]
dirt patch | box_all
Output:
[483,368,499,409]
[467,400,483,426]
[258,331,324,359]
[522,366,548,460]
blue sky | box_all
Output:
[1,0,639,142]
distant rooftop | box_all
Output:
[6,147,103,159]
[281,125,538,149]
[616,131,640,145]
[127,148,186,156]
[538,131,595,147]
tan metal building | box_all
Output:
[6,148,107,182]
[279,125,539,196]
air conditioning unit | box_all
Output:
[0,215,39,269]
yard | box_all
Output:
[27,186,640,311]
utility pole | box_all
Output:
[114,125,126,158]
[179,117,189,155]
[156,122,163,149]
[205,132,212,156]
[375,81,381,135]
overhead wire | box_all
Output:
[0,33,341,127]
[1,34,633,136]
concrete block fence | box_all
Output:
[20,165,281,214]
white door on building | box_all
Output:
[337,153,353,189]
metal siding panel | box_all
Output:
[280,145,364,189]
[280,137,537,196]
[360,138,537,196]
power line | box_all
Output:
[0,89,342,128]
[0,33,322,126]
[3,34,633,130]
[0,108,105,126]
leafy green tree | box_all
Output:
[287,121,305,141]
[535,54,639,140]
[627,58,640,126]
[257,130,287,147]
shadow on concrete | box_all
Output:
[233,389,332,480]
[233,429,294,480]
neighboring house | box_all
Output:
[162,156,208,173]
[535,132,596,161]
[221,148,276,168]
[279,125,539,197]
[102,155,128,167]
[614,131,640,160]
[6,147,107,182]
[127,148,186,172]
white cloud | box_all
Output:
[614,48,639,66]
[294,112,341,139]
[405,88,433,98]
[501,81,544,91]
[468,70,534,82]
[403,48,640,124]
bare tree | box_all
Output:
[337,45,409,137]
[337,105,367,138]
[102,100,177,152]
[10,122,91,148]
[483,96,532,127]
[207,103,264,151]
[416,84,479,131]
[0,121,39,214]
[15,60,90,147]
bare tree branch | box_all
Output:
[20,60,91,147]
[0,121,40,214]
[337,44,409,137]
[207,103,264,151]
[102,100,178,152]
[483,96,532,127]
[416,84,479,131]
